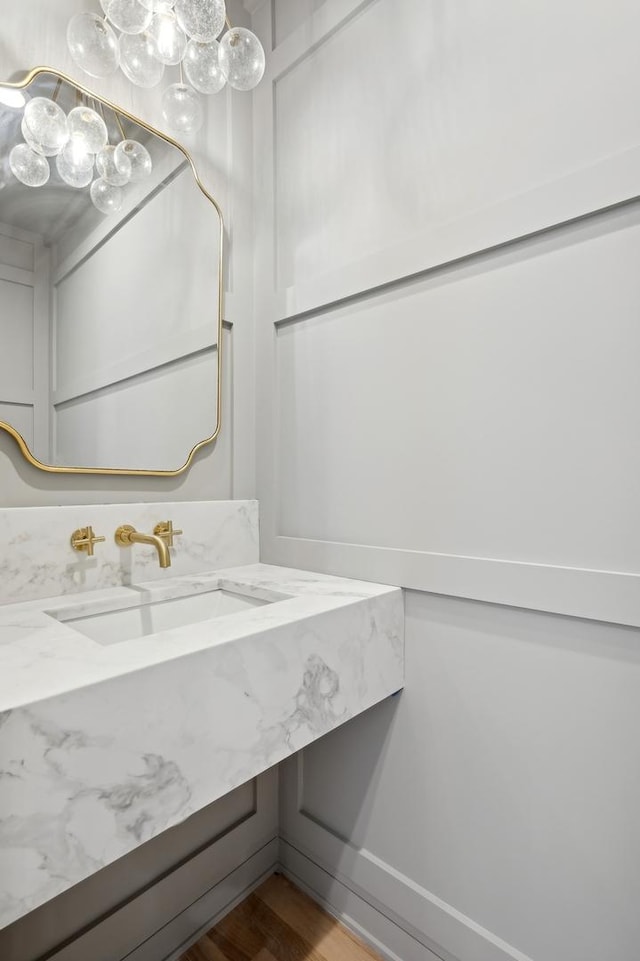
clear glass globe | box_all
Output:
[67,12,120,78]
[218,27,265,91]
[21,117,46,155]
[161,83,203,133]
[56,146,95,188]
[183,39,225,94]
[119,32,165,87]
[149,11,187,64]
[63,137,94,170]
[91,178,124,214]
[67,106,109,155]
[140,0,175,9]
[174,0,226,43]
[9,144,50,187]
[114,139,152,181]
[22,97,69,156]
[106,0,152,34]
[96,144,131,186]
[21,116,67,158]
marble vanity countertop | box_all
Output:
[0,563,403,928]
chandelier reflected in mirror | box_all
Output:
[66,0,266,134]
[1,77,152,215]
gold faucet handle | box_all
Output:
[70,526,106,557]
[153,520,183,548]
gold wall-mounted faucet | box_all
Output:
[115,524,172,568]
[70,526,106,557]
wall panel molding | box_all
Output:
[280,755,533,961]
[255,0,640,630]
[270,537,640,629]
[273,150,640,322]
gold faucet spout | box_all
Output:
[115,525,171,568]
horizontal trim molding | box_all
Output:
[272,535,640,627]
[273,149,640,322]
[53,325,220,406]
[0,264,34,286]
[0,396,33,408]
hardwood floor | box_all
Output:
[180,874,383,961]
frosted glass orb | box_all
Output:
[21,116,66,159]
[119,32,165,87]
[56,146,94,188]
[96,144,131,185]
[114,139,152,181]
[149,11,187,64]
[67,12,120,78]
[67,106,108,155]
[140,0,175,10]
[21,117,48,156]
[22,97,69,156]
[161,83,203,133]
[9,144,50,187]
[218,27,265,91]
[183,39,225,94]
[90,178,124,214]
[63,137,94,170]
[106,0,152,34]
[174,0,225,43]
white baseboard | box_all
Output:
[279,840,444,961]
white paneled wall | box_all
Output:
[254,2,640,960]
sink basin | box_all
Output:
[52,588,270,645]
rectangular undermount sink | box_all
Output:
[52,588,270,645]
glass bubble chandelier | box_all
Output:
[66,0,265,134]
[4,77,153,215]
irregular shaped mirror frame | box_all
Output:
[0,66,224,477]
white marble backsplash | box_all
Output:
[0,501,259,606]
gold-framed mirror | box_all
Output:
[0,67,223,477]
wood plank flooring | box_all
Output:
[180,874,383,961]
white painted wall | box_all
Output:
[253,2,640,959]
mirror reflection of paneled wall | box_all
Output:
[0,70,222,474]
[0,222,49,458]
